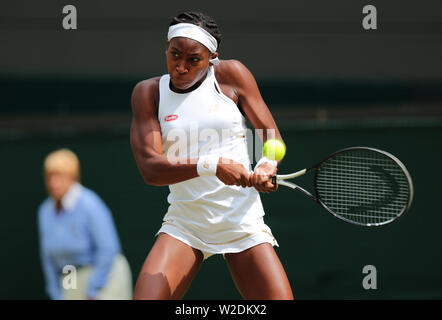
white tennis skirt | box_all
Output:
[156,217,279,260]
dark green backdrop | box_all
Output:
[2,123,441,299]
[1,0,442,301]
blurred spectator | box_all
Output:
[37,148,132,300]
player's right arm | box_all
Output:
[130,78,198,186]
[130,79,250,187]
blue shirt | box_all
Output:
[37,183,121,299]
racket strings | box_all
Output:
[316,150,411,226]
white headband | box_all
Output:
[167,23,220,65]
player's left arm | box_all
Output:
[225,60,284,192]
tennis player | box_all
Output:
[130,11,293,299]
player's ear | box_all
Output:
[209,52,219,66]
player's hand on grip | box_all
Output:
[250,162,278,193]
[216,157,252,188]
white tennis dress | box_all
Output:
[156,65,278,259]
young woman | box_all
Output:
[130,11,293,300]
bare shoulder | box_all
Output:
[215,59,248,73]
[131,76,161,115]
[214,59,260,100]
[214,59,254,86]
[132,77,161,102]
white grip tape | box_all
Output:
[197,155,220,176]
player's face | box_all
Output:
[166,37,213,91]
[45,171,75,201]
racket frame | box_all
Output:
[274,146,414,227]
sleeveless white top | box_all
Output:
[156,65,277,257]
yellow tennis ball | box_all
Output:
[263,139,286,161]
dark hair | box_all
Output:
[169,11,222,47]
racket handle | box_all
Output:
[271,176,277,185]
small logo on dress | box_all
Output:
[165,114,179,122]
[203,161,210,169]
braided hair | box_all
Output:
[169,11,222,47]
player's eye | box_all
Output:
[191,58,201,62]
[171,52,179,58]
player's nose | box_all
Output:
[176,61,188,74]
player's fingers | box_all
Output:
[263,180,275,192]
[243,171,252,188]
[225,176,237,186]
[259,174,271,188]
[251,172,265,192]
[245,173,252,188]
[240,176,247,188]
[270,176,278,191]
[252,171,260,187]
[254,170,273,193]
[260,178,271,192]
[267,180,278,192]
[256,176,266,191]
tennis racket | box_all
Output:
[272,147,414,227]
